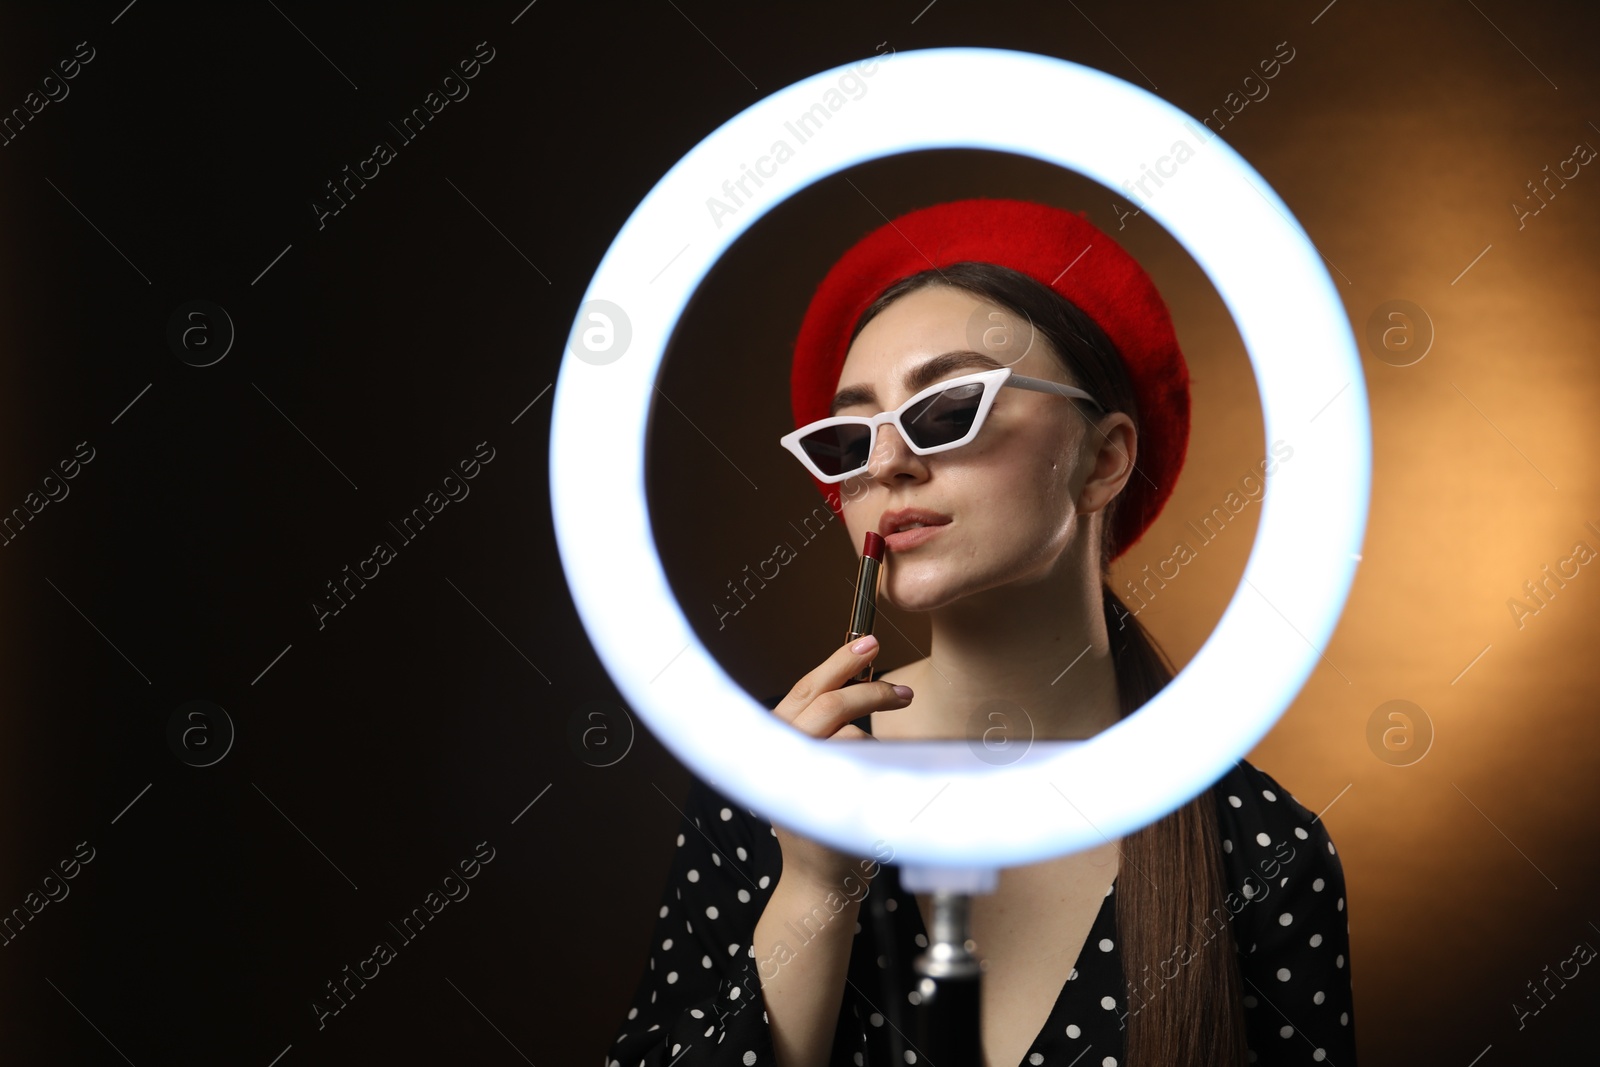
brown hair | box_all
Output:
[848,262,1248,1067]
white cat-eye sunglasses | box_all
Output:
[780,366,1103,484]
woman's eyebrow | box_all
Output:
[829,350,1003,416]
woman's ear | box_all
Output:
[1076,412,1138,517]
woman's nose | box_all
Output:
[866,423,928,481]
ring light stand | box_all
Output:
[905,866,993,1060]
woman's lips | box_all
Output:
[884,523,948,551]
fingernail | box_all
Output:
[850,634,878,654]
[891,685,913,700]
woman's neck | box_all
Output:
[882,559,1126,742]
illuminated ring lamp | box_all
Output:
[552,48,1368,900]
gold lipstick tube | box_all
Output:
[846,532,885,683]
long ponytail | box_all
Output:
[1103,584,1249,1067]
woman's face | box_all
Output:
[833,284,1135,612]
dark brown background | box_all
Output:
[0,0,1595,1063]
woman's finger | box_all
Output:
[772,635,884,726]
[790,682,910,738]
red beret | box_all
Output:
[789,197,1190,562]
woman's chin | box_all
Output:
[882,579,963,615]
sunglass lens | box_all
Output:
[902,382,983,448]
[797,424,874,478]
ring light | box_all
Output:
[550,47,1370,867]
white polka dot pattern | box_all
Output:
[607,707,1355,1065]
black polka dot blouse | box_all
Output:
[608,689,1357,1066]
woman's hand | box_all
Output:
[767,634,913,891]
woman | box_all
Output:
[607,199,1355,1066]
